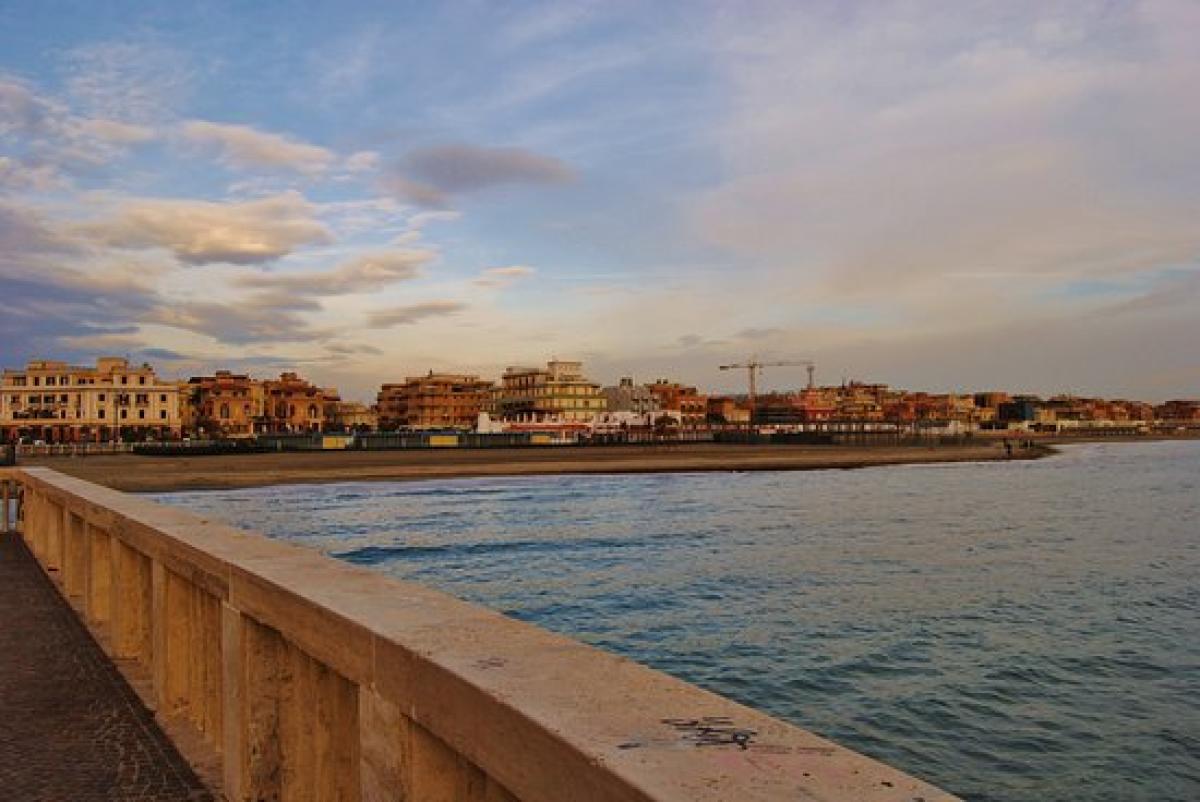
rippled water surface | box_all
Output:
[155,441,1200,801]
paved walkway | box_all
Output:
[0,532,212,801]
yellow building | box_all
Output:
[1,357,183,443]
[497,360,607,423]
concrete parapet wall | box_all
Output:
[1,466,959,801]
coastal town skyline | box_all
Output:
[2,351,1197,406]
[3,353,1196,446]
[4,1,1200,402]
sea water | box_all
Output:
[155,440,1200,801]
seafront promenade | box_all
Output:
[0,465,957,801]
[0,529,211,800]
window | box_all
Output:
[160,394,167,403]
[160,410,167,419]
[138,409,145,420]
[139,376,146,385]
[120,376,127,385]
[98,410,105,419]
[32,377,40,386]
[120,409,127,419]
[46,376,56,386]
[60,394,68,403]
[220,404,230,419]
[98,394,106,402]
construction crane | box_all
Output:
[718,357,816,419]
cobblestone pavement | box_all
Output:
[0,533,213,801]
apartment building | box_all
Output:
[497,360,606,423]
[0,357,183,443]
[376,372,493,430]
[262,372,327,432]
[647,380,708,428]
[602,377,661,416]
[187,370,265,437]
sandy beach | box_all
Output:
[24,441,1046,492]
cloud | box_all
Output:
[386,144,575,205]
[137,347,191,361]
[0,202,78,254]
[0,210,165,365]
[0,158,63,192]
[60,40,192,123]
[325,342,384,356]
[181,120,336,175]
[237,248,432,295]
[1,76,157,177]
[80,118,156,144]
[366,301,466,328]
[0,77,55,137]
[694,0,1200,299]
[344,150,380,172]
[78,191,331,265]
[379,174,451,208]
[498,3,598,49]
[473,264,536,288]
[146,294,324,345]
[735,327,783,341]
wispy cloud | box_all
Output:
[237,248,432,295]
[60,40,193,123]
[473,264,535,288]
[366,300,466,328]
[181,120,336,175]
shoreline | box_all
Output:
[24,441,1052,493]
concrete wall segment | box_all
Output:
[10,466,960,802]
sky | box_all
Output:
[1,0,1198,402]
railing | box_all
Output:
[0,466,957,802]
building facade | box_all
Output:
[377,372,493,430]
[706,396,751,426]
[497,360,607,423]
[261,372,327,432]
[1,357,183,443]
[187,371,265,437]
[602,377,661,416]
[647,380,708,428]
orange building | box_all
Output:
[262,372,327,432]
[378,372,494,430]
[187,371,265,437]
[647,380,708,428]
